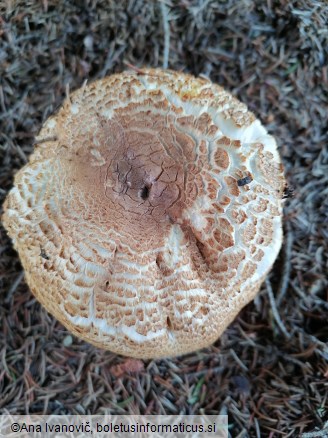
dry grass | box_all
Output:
[0,1,327,436]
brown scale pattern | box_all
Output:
[2,68,285,358]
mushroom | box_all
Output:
[2,68,285,359]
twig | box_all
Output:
[301,422,328,438]
[33,136,58,145]
[266,278,291,339]
[123,61,148,75]
[230,348,248,372]
[160,1,170,69]
[65,83,71,104]
[5,271,25,303]
[276,221,293,306]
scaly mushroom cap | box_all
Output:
[3,68,285,358]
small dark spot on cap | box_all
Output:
[237,175,253,187]
[40,247,49,260]
[167,316,173,329]
[140,185,150,200]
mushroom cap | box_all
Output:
[2,68,285,359]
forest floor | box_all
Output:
[0,1,327,437]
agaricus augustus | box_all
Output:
[3,68,285,358]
